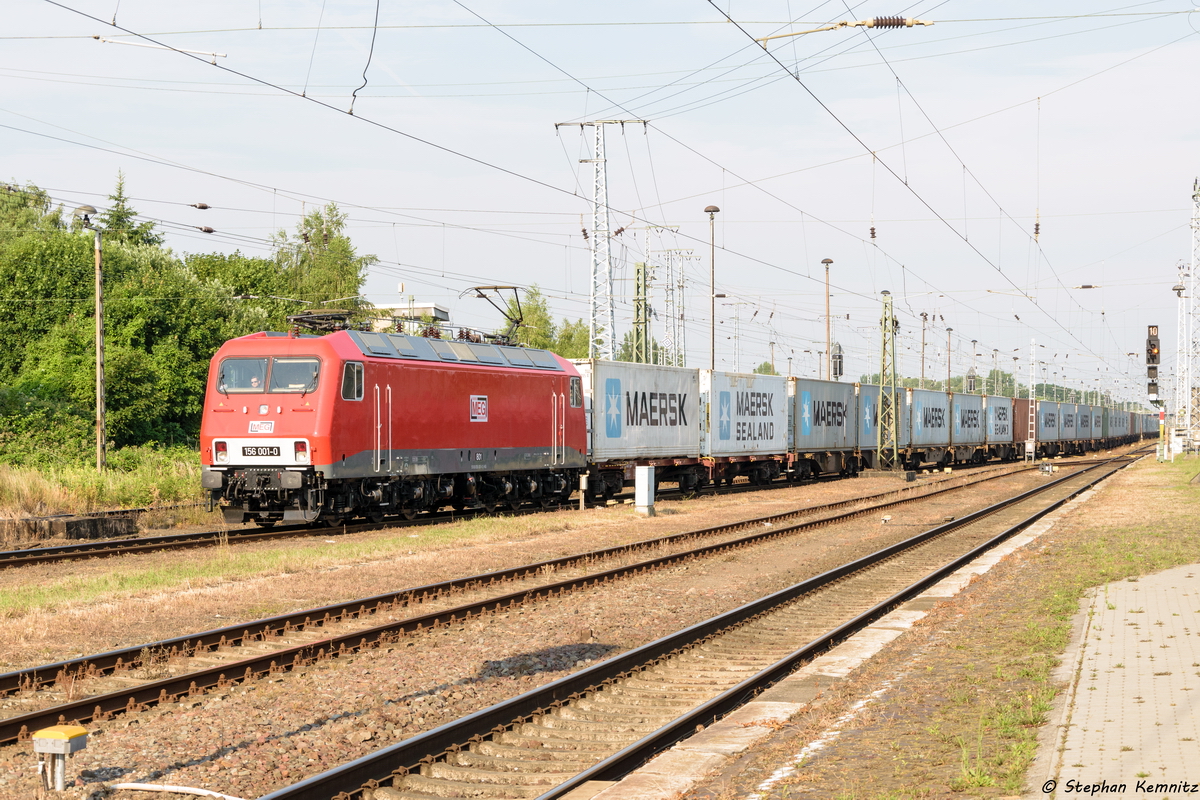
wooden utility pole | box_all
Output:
[94,227,106,470]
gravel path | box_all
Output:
[0,466,1061,799]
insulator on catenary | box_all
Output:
[868,16,914,28]
[870,226,876,239]
[581,228,589,241]
[191,203,210,209]
[196,226,216,233]
[1034,222,1041,236]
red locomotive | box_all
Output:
[200,330,586,525]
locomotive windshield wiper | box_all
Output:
[218,370,229,397]
[301,373,317,397]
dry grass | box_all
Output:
[0,447,202,518]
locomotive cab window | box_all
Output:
[269,358,320,393]
[341,362,364,401]
[218,357,268,393]
[570,377,583,408]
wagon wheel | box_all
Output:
[481,500,499,514]
[507,498,523,513]
[367,511,386,524]
[539,495,557,510]
[254,519,277,529]
[451,499,467,512]
[401,506,418,521]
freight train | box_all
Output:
[199,329,1157,526]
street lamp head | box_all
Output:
[881,289,890,296]
[821,258,833,266]
[73,204,98,225]
[1173,283,1185,296]
[704,205,720,216]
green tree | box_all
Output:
[553,318,589,359]
[616,329,663,363]
[98,172,164,246]
[753,361,778,375]
[272,203,375,310]
[0,182,383,458]
[185,250,298,331]
[504,285,556,349]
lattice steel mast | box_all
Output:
[1025,339,1037,461]
[1174,258,1189,439]
[555,119,645,360]
[877,290,899,470]
[1187,178,1200,447]
[656,248,693,367]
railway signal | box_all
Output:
[1147,325,1160,369]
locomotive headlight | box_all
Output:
[294,440,309,463]
[215,441,229,463]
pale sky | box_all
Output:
[4,1,1198,405]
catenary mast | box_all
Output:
[1187,179,1200,447]
[555,120,645,361]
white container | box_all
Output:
[908,389,953,447]
[1059,403,1078,439]
[1077,404,1093,437]
[951,393,985,446]
[1038,401,1061,442]
[791,378,856,452]
[700,370,788,457]
[983,396,1014,444]
[572,360,700,462]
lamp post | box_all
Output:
[74,205,105,471]
[971,340,978,392]
[945,327,953,389]
[706,205,720,370]
[822,258,833,380]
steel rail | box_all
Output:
[0,458,1070,744]
[0,450,1103,569]
[0,457,1047,698]
[254,457,1133,800]
[537,457,1134,799]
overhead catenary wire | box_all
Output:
[707,0,1177,379]
[18,1,1180,393]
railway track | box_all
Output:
[0,450,1127,570]
[0,455,1113,746]
[257,454,1137,800]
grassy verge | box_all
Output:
[0,509,597,618]
[0,444,202,517]
[754,454,1200,799]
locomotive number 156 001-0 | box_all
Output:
[242,446,280,457]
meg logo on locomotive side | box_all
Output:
[469,395,488,422]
